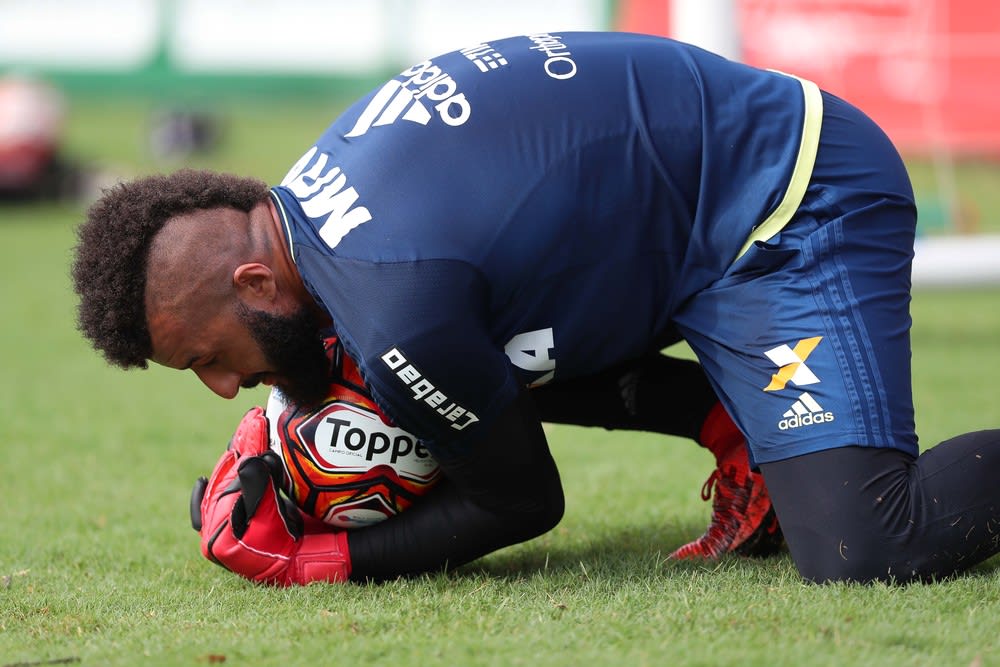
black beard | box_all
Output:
[236,303,331,409]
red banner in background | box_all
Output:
[619,0,1000,156]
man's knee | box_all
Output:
[765,436,1000,584]
[790,535,912,584]
[762,446,920,584]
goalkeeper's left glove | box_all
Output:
[190,407,352,586]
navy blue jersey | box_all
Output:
[269,32,833,459]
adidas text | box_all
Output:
[778,411,835,431]
[346,60,471,137]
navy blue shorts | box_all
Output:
[674,91,918,466]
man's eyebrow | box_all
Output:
[181,356,198,371]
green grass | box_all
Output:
[3,97,1000,666]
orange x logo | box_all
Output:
[763,336,823,392]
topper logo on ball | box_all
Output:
[299,402,437,479]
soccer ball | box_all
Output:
[265,339,441,529]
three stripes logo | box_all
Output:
[346,80,432,138]
[764,336,835,430]
[346,60,472,138]
[778,392,834,431]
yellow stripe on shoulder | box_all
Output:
[734,74,823,263]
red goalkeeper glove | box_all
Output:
[190,407,352,586]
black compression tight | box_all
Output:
[760,430,1000,583]
[530,352,718,441]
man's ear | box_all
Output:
[233,263,277,307]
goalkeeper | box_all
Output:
[73,32,1000,585]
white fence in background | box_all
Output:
[0,0,608,75]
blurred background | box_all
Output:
[1,0,998,282]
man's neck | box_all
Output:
[255,197,332,327]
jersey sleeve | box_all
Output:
[296,245,521,461]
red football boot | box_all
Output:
[669,402,784,560]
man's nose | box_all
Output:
[193,366,241,399]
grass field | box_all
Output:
[2,96,1000,667]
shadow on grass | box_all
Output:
[449,518,792,582]
[442,520,1000,586]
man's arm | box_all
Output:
[347,386,564,580]
[195,387,563,583]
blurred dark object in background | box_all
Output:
[0,72,89,203]
[148,109,221,161]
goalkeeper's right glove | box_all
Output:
[190,407,352,586]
